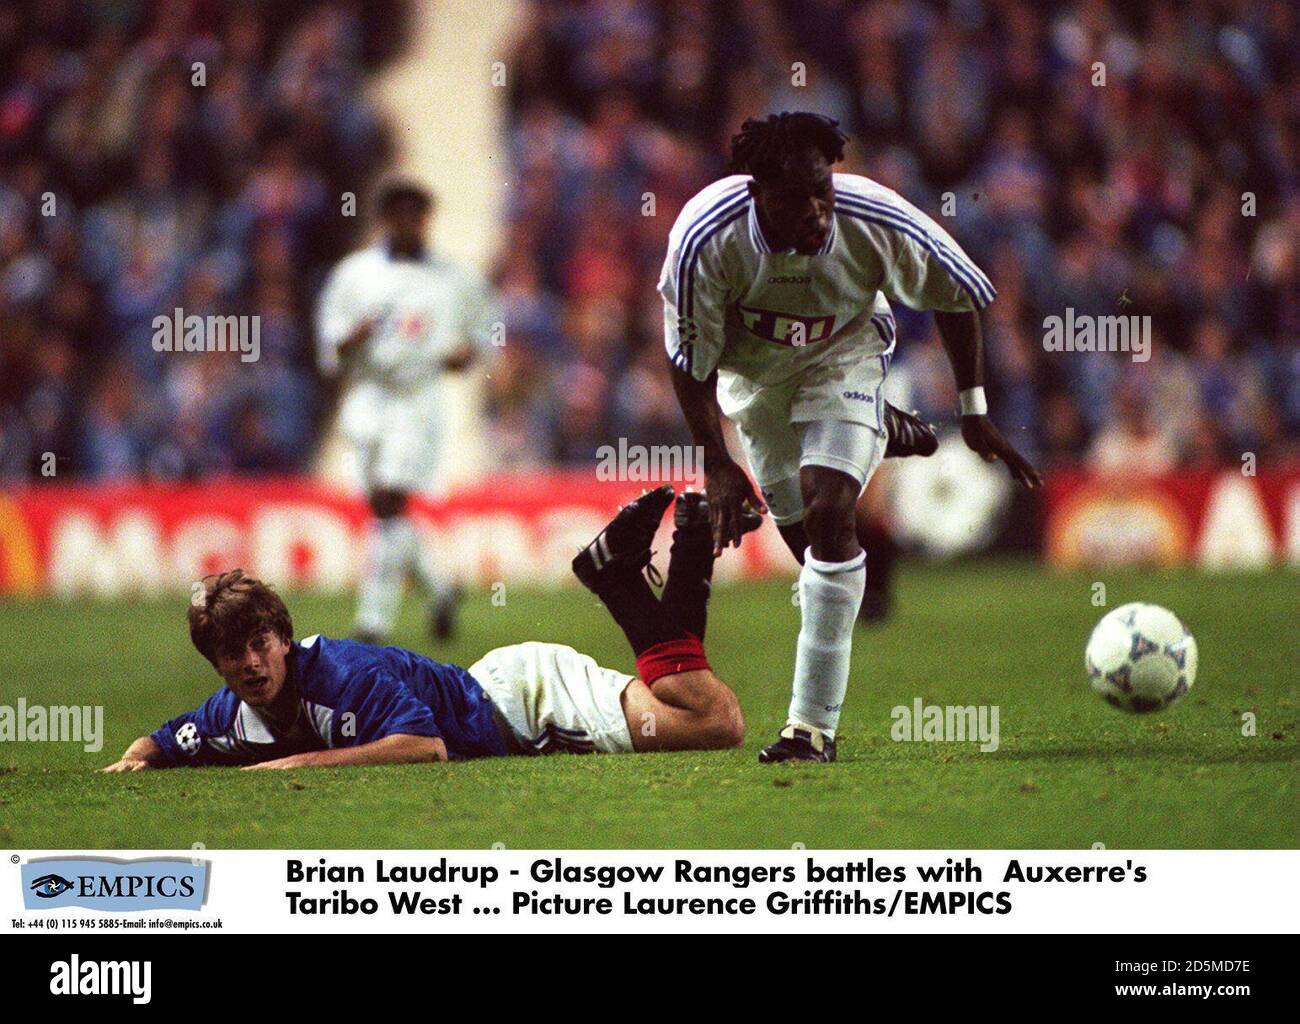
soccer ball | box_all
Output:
[1085,603,1198,713]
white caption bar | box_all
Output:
[2,850,1295,934]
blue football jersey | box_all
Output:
[150,634,509,766]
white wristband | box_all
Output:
[959,387,988,416]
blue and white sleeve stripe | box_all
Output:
[835,193,996,308]
[668,186,748,377]
[673,186,748,317]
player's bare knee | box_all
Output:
[701,677,744,749]
[802,490,857,557]
[716,689,745,748]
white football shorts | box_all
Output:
[339,381,442,493]
[725,366,888,525]
[467,642,636,755]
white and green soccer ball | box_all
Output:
[1086,603,1198,713]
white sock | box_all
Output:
[355,516,417,636]
[788,549,866,738]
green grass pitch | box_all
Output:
[1,562,1295,849]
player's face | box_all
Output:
[214,629,291,707]
[751,150,835,255]
[383,198,430,253]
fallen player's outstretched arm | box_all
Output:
[102,736,166,772]
[102,733,447,771]
[241,734,447,770]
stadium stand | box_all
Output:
[491,0,1297,472]
[0,0,407,481]
[1,0,1295,487]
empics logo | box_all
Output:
[50,955,152,1004]
[29,873,75,898]
[21,858,209,911]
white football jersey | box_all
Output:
[658,172,994,408]
[316,244,493,393]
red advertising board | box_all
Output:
[0,473,794,598]
[1043,464,1299,569]
[2,465,1295,597]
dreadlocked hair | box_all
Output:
[729,112,848,182]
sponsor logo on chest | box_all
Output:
[737,302,837,347]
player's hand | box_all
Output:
[960,415,1042,489]
[101,758,151,773]
[705,458,767,556]
[338,315,382,357]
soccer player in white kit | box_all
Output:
[661,113,1041,763]
[316,181,493,646]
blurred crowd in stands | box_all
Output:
[1,0,1296,485]
[0,0,404,481]
[490,0,1298,474]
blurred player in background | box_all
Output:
[316,180,492,646]
[662,113,1041,763]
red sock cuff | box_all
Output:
[635,635,710,687]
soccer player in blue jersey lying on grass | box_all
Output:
[102,486,753,771]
